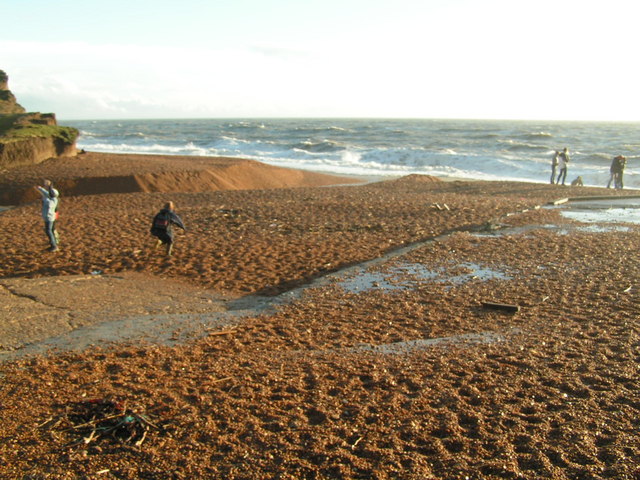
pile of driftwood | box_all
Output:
[39,398,164,448]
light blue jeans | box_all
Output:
[44,220,57,249]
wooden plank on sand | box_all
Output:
[482,301,520,313]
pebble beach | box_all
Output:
[0,152,638,479]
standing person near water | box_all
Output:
[607,155,627,189]
[35,179,59,252]
[550,151,560,184]
[556,147,570,185]
[150,201,186,256]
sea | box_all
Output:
[68,118,640,189]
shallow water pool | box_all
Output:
[339,261,510,294]
[559,197,640,225]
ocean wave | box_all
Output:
[225,121,265,130]
[499,140,549,152]
[522,131,553,139]
[78,130,118,139]
[292,126,352,136]
[580,153,616,165]
[122,132,147,139]
[291,140,346,153]
[76,141,210,156]
[471,133,500,140]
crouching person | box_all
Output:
[150,201,186,256]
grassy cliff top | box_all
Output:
[0,114,78,143]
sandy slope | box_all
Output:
[0,152,361,204]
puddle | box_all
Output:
[474,197,640,238]
[571,224,630,233]
[561,208,640,225]
[339,262,510,294]
[476,223,632,238]
[559,197,640,225]
[350,329,516,355]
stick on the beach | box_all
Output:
[481,301,520,313]
[207,329,237,336]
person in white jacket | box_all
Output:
[35,180,59,251]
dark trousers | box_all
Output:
[557,167,567,185]
[151,228,173,244]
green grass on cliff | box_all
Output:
[0,115,78,143]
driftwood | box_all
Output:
[482,301,520,313]
[207,329,237,337]
[41,398,166,449]
[431,203,450,211]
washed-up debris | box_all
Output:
[40,398,166,448]
[207,328,237,337]
[217,208,242,217]
[431,203,450,211]
[481,301,520,313]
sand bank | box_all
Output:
[0,151,363,205]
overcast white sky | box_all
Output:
[2,0,639,121]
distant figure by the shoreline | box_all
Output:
[570,176,584,187]
[607,155,627,189]
[150,201,186,256]
[556,147,570,185]
[550,150,560,184]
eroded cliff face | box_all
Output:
[0,135,78,170]
[0,70,78,168]
[0,70,26,115]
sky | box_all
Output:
[2,0,640,121]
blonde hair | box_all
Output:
[164,201,174,210]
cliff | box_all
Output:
[0,70,26,114]
[0,70,78,168]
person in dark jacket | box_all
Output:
[150,201,186,256]
[607,155,627,189]
[550,150,560,184]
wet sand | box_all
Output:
[0,153,638,479]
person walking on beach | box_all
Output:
[150,201,186,256]
[35,179,60,252]
[556,147,570,185]
[550,150,560,184]
[607,155,626,189]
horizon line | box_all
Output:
[57,116,640,124]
